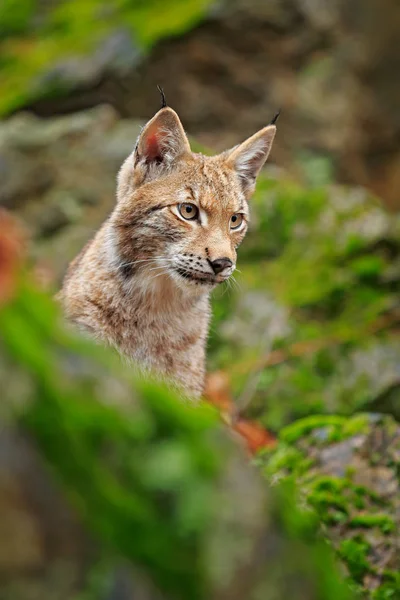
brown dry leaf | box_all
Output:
[204,370,276,454]
[233,419,277,454]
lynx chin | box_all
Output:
[60,100,277,399]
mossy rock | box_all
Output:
[259,413,400,598]
[0,0,214,117]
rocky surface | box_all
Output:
[261,413,400,597]
[0,427,92,600]
[0,106,141,280]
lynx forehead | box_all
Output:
[60,97,277,399]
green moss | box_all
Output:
[265,443,395,528]
[306,478,393,529]
[371,572,400,599]
[349,514,396,534]
[342,414,370,437]
[124,0,214,48]
[352,485,385,505]
[345,466,356,479]
[308,489,349,524]
[259,444,313,478]
[372,585,400,600]
[0,0,35,37]
[306,478,357,525]
[338,537,372,582]
[311,477,347,494]
[280,415,345,444]
[279,414,371,446]
[286,413,371,447]
[262,414,399,599]
[349,255,385,280]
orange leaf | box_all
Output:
[233,418,277,454]
[0,210,25,305]
[204,370,276,454]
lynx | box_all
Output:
[60,94,277,399]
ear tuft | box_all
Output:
[157,84,167,109]
[226,124,276,194]
[269,110,280,125]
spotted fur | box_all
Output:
[60,106,276,399]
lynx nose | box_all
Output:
[210,257,233,275]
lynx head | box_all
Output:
[112,101,277,294]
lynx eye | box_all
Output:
[178,203,199,220]
[230,213,244,230]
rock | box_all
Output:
[0,107,141,279]
[0,427,91,600]
[261,413,400,597]
[6,0,398,209]
[33,30,142,95]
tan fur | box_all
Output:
[60,106,276,399]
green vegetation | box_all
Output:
[339,537,372,582]
[0,0,214,116]
[2,106,398,597]
[0,271,355,599]
[259,414,400,598]
[209,173,400,430]
[0,276,219,598]
[1,14,399,591]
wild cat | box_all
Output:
[60,91,278,399]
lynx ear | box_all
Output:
[226,123,277,194]
[134,107,190,176]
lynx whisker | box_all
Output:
[229,274,241,293]
[120,256,169,268]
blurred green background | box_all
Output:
[0,1,399,599]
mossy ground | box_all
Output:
[257,414,400,598]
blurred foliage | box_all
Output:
[0,274,221,598]
[0,266,356,599]
[209,173,400,431]
[0,0,213,116]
